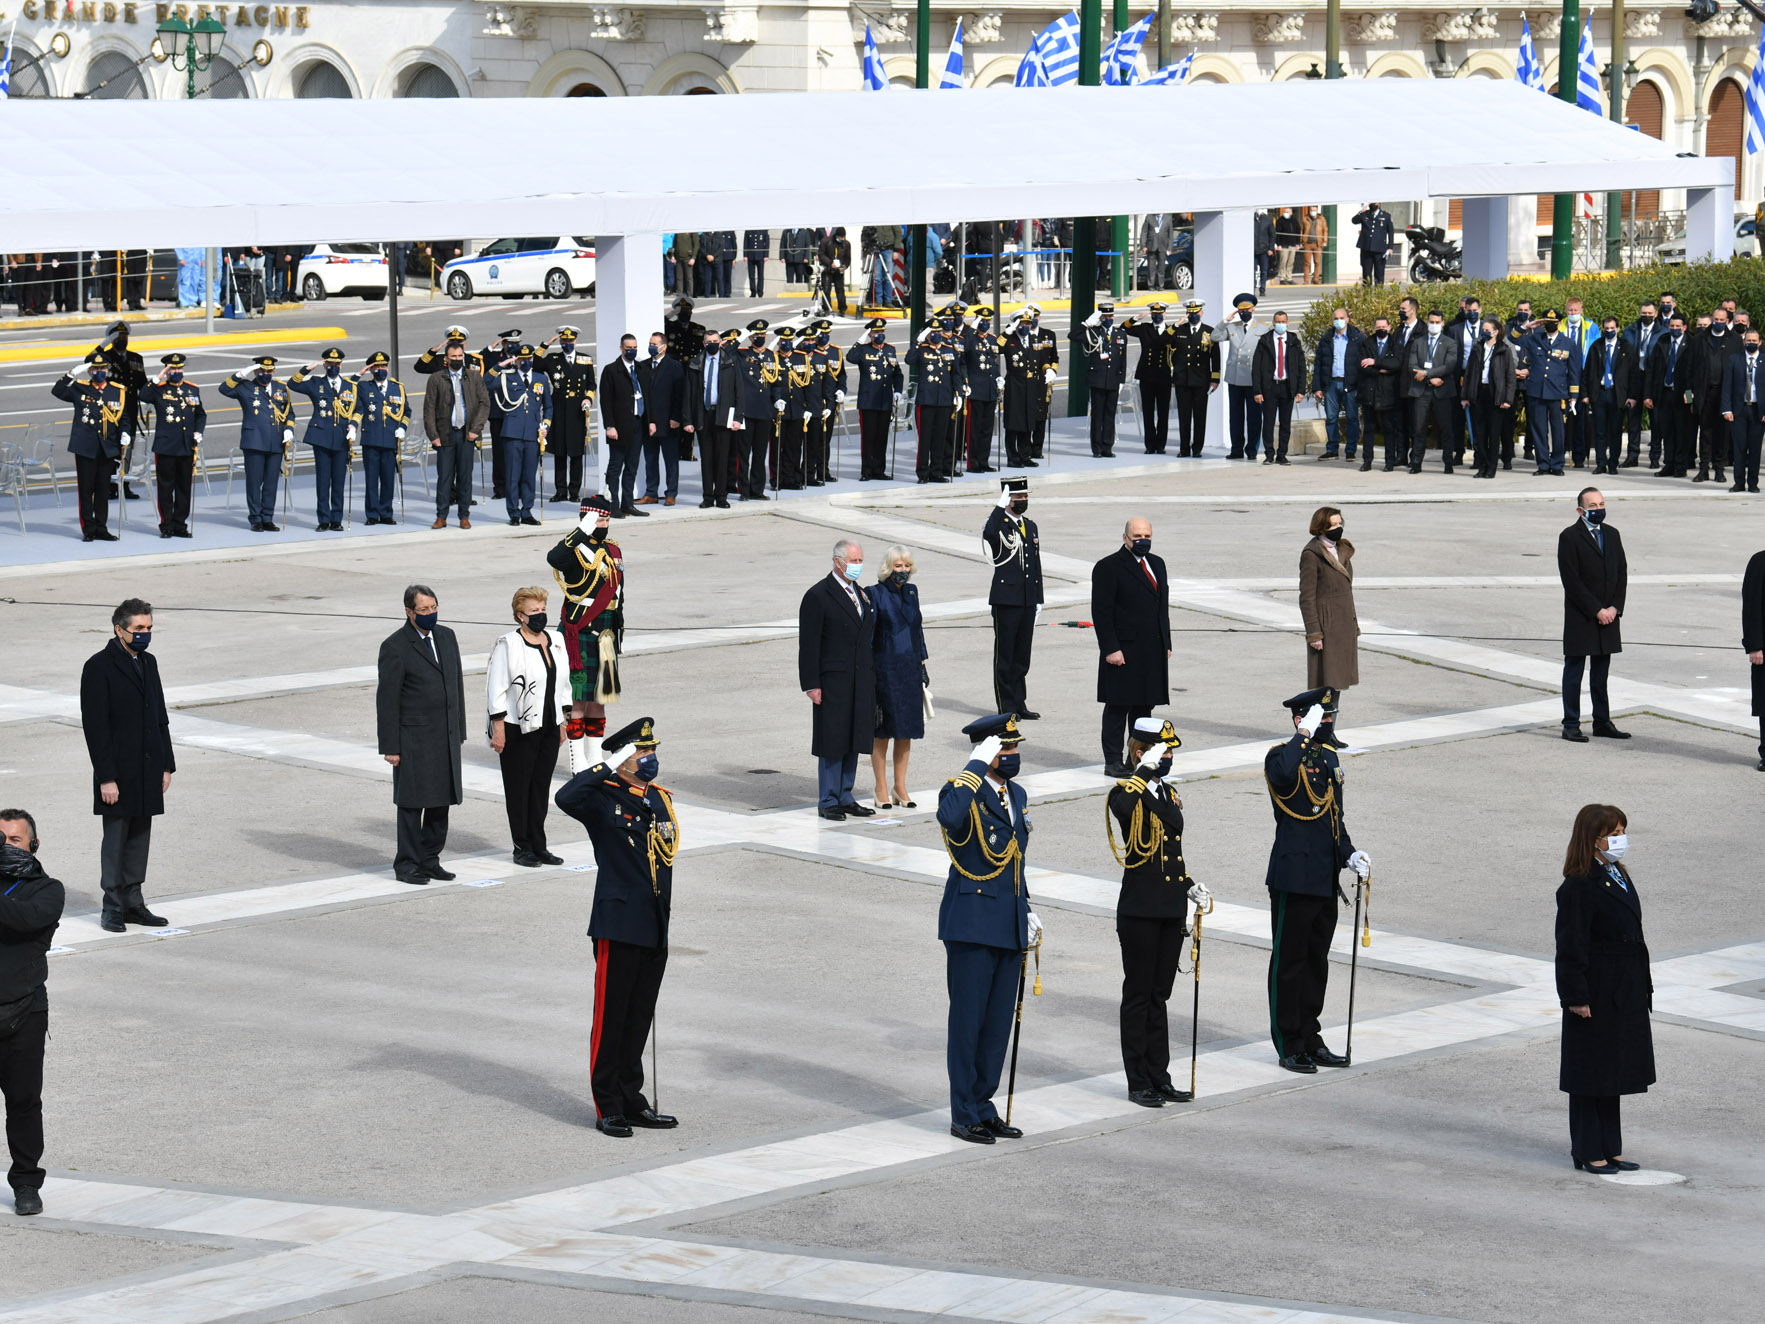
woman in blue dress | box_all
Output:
[870,544,929,808]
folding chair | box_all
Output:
[22,424,63,505]
[0,444,29,533]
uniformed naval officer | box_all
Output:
[964,306,1002,473]
[554,716,680,1138]
[807,319,846,485]
[1107,718,1206,1106]
[847,318,902,480]
[905,322,966,483]
[735,319,783,501]
[1070,301,1130,456]
[50,356,127,541]
[218,356,295,533]
[1170,299,1222,457]
[353,352,408,525]
[538,325,595,503]
[1028,306,1060,460]
[1265,688,1371,1073]
[137,353,207,538]
[1000,311,1047,469]
[985,477,1043,721]
[289,347,357,532]
[1125,302,1178,454]
[480,328,522,500]
[1522,307,1583,476]
[491,343,553,525]
[938,713,1042,1144]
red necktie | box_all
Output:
[1276,336,1285,379]
[1140,558,1158,591]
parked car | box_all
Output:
[441,237,597,301]
[1655,217,1756,264]
[297,243,388,301]
[1133,229,1195,290]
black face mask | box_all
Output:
[704,343,719,357]
[871,332,886,344]
[0,843,39,877]
[1542,320,1559,334]
[994,753,1020,780]
[623,347,638,362]
[1583,507,1606,526]
[751,336,767,349]
[166,371,183,384]
[1326,524,1344,541]
[1010,499,1028,515]
[1640,315,1656,325]
[1130,537,1151,557]
[522,612,549,633]
[1713,324,1728,336]
[413,611,438,632]
[1188,314,1200,327]
[1155,756,1173,778]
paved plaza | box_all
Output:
[0,444,1761,1323]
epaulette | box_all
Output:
[1116,776,1148,793]
[949,770,984,791]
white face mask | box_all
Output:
[1602,833,1628,861]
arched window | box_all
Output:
[294,60,351,99]
[566,82,607,97]
[1626,80,1665,218]
[400,63,458,98]
[681,84,718,94]
[205,55,251,99]
[7,48,52,98]
[1708,77,1745,201]
[85,50,148,99]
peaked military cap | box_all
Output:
[1186,298,1205,311]
[1131,716,1182,748]
[444,326,469,343]
[1097,301,1116,315]
[320,347,345,364]
[972,306,996,320]
[159,352,187,368]
[961,712,1027,745]
[775,326,798,341]
[1001,475,1029,497]
[1541,307,1563,320]
[812,318,833,333]
[865,317,889,331]
[557,324,582,337]
[720,328,741,344]
[514,343,535,360]
[674,297,694,309]
[1282,686,1336,714]
[1233,292,1258,310]
[1147,302,1169,314]
[746,318,770,333]
[497,328,522,341]
[604,715,659,751]
[252,356,279,369]
[364,350,390,367]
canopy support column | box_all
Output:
[594,232,664,479]
[1460,197,1510,281]
[1684,188,1733,263]
[1192,208,1253,455]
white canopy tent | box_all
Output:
[0,77,1733,427]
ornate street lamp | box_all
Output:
[155,11,227,100]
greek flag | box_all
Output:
[1576,14,1601,113]
[1516,16,1544,91]
[1142,52,1194,86]
[0,17,15,100]
[1746,26,1765,153]
[1102,13,1153,85]
[939,18,964,89]
[862,25,887,90]
[1034,10,1082,86]
[1014,45,1049,87]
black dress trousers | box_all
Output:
[591,937,667,1119]
[1118,915,1186,1092]
[1267,889,1338,1058]
[499,723,559,856]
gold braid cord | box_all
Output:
[1105,780,1166,869]
[1265,752,1341,843]
[941,777,1023,896]
[644,788,680,897]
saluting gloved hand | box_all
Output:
[1083,309,1102,328]
[1026,910,1044,946]
[1297,703,1325,738]
[1135,742,1168,774]
[995,487,1014,509]
[1186,881,1213,909]
[1347,850,1371,881]
[917,326,935,343]
[970,734,1004,767]
[603,742,638,772]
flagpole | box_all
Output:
[909,0,930,345]
[1322,0,1341,284]
[1551,0,1582,279]
[1110,0,1129,300]
[1605,0,1627,269]
[1069,0,1103,417]
[1156,0,1169,67]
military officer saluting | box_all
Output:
[1107,718,1206,1107]
[985,477,1043,721]
[734,319,783,500]
[490,343,553,526]
[538,325,595,503]
[51,355,127,541]
[1029,305,1060,459]
[1071,301,1130,457]
[219,356,295,533]
[1125,302,1178,455]
[938,713,1042,1145]
[1000,310,1047,469]
[415,325,486,376]
[906,322,967,483]
[807,318,846,485]
[353,352,408,526]
[137,353,207,538]
[479,328,522,500]
[964,306,1003,473]
[1265,687,1371,1074]
[847,318,901,481]
[289,347,357,532]
[1170,299,1221,457]
[665,297,706,365]
[555,716,680,1139]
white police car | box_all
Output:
[297,243,389,301]
[441,237,597,301]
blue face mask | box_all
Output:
[128,630,151,652]
[843,561,864,583]
[622,346,637,362]
[1130,538,1152,557]
[635,753,659,781]
[648,343,661,358]
[413,611,438,632]
[1156,756,1173,778]
[166,371,183,384]
[995,753,1021,780]
[1583,507,1606,526]
[373,368,388,382]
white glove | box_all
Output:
[119,432,132,449]
[1297,703,1325,738]
[917,326,935,343]
[1187,881,1212,908]
[961,384,971,397]
[774,399,786,413]
[1348,850,1371,881]
[835,390,845,403]
[282,428,295,445]
[1135,742,1168,774]
[603,742,638,770]
[970,734,1004,766]
[581,399,591,415]
[1026,911,1044,946]
[996,376,1006,391]
[394,426,406,440]
[347,425,359,443]
[820,409,830,420]
[192,431,203,446]
[996,487,1014,509]
[1043,367,1057,383]
[1084,309,1101,327]
[892,390,902,404]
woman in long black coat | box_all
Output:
[1555,802,1655,1175]
[870,545,928,808]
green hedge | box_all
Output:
[1299,258,1765,345]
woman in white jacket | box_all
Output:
[487,585,572,867]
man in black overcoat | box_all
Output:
[1091,517,1172,776]
[1558,489,1630,743]
[376,584,467,882]
[79,598,175,932]
[797,539,877,820]
[1744,548,1765,770]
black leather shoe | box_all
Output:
[1103,762,1133,779]
[817,807,847,822]
[423,864,457,881]
[950,1123,996,1144]
[512,849,543,868]
[13,1188,43,1216]
[1279,1053,1318,1074]
[623,505,650,518]
[842,803,877,818]
[1309,1044,1350,1067]
[715,499,732,509]
[520,516,541,526]
[1573,1158,1620,1175]
[1359,460,1372,471]
[596,1115,634,1138]
[124,908,168,927]
[509,518,521,526]
[537,850,564,866]
[980,1116,1022,1137]
[1562,727,1590,743]
[1128,1088,1166,1108]
[100,916,126,933]
[1592,721,1632,740]
[1603,1158,1640,1171]
[1016,709,1041,720]
[627,1107,678,1129]
[1156,1084,1194,1102]
[396,873,429,886]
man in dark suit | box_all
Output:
[376,585,467,882]
[985,478,1043,721]
[1585,317,1637,476]
[1721,325,1765,493]
[1558,490,1629,744]
[1362,315,1403,472]
[598,334,647,517]
[554,716,679,1138]
[691,328,741,508]
[1743,548,1765,770]
[1689,308,1738,484]
[1350,203,1394,286]
[79,598,174,932]
[635,332,688,507]
[1620,302,1662,468]
[419,333,489,530]
[1644,313,1693,477]
[798,540,878,820]
[1250,311,1305,465]
[1092,518,1172,776]
[1403,308,1461,473]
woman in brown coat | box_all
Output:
[1298,505,1359,745]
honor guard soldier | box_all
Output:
[539,325,595,503]
[906,322,967,483]
[964,306,1003,473]
[555,716,680,1138]
[219,356,295,533]
[938,713,1042,1144]
[51,356,127,541]
[807,319,846,485]
[547,494,625,762]
[1029,305,1060,459]
[289,347,358,532]
[1265,688,1371,1074]
[1000,310,1046,468]
[848,318,902,480]
[734,319,783,500]
[491,344,553,525]
[87,321,149,500]
[479,329,522,499]
[137,353,207,538]
[1107,718,1205,1107]
[354,352,409,525]
[985,477,1043,720]
[1170,299,1221,457]
[1070,301,1130,456]
[773,327,814,490]
[1125,303,1178,455]
[665,297,706,364]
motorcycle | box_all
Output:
[1404,224,1463,283]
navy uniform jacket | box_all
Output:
[984,506,1043,607]
[51,375,126,461]
[820,344,848,406]
[905,340,966,407]
[735,346,781,421]
[1169,322,1222,389]
[966,332,1002,402]
[288,369,356,452]
[847,341,902,411]
[1351,206,1395,253]
[1107,775,1192,920]
[490,367,554,443]
[1520,331,1583,401]
[219,373,294,453]
[1128,320,1178,385]
[778,350,817,421]
[1069,323,1130,389]
[555,764,676,949]
[354,377,410,450]
[1263,730,1355,897]
[137,380,207,458]
[937,760,1032,951]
